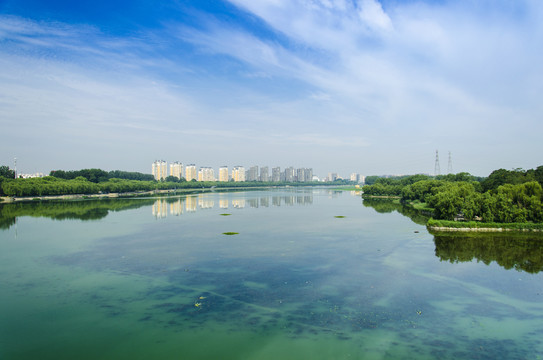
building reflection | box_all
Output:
[219,198,229,209]
[198,194,214,209]
[185,196,197,213]
[232,199,245,209]
[151,192,315,218]
[152,199,168,218]
[169,198,184,216]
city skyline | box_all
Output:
[1,1,542,177]
[151,160,319,182]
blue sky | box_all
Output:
[1,0,542,178]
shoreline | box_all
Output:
[0,185,321,203]
[0,189,208,203]
[428,226,543,233]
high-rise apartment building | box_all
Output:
[260,166,269,182]
[247,166,259,181]
[219,166,229,182]
[306,168,313,182]
[152,160,167,181]
[185,164,197,181]
[232,166,246,182]
[284,167,295,182]
[272,167,281,182]
[294,168,313,182]
[170,161,184,179]
[297,168,305,182]
[350,173,361,183]
[198,167,215,181]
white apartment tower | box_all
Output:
[198,167,215,181]
[152,160,167,181]
[219,166,229,182]
[170,162,184,179]
[232,166,246,182]
[185,164,197,181]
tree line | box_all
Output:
[49,169,155,182]
[0,166,341,197]
[362,166,543,224]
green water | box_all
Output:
[1,189,542,359]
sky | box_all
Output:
[1,0,542,178]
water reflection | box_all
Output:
[0,199,155,230]
[0,190,322,228]
[362,198,430,225]
[432,232,543,274]
[151,193,314,218]
[363,198,543,273]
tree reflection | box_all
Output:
[0,199,155,230]
[362,198,430,225]
[432,232,543,274]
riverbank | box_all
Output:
[427,219,543,233]
[0,190,175,203]
[361,195,401,199]
[0,185,316,203]
[428,226,543,233]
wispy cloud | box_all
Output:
[1,1,542,175]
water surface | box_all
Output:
[1,189,542,359]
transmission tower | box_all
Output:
[434,150,440,176]
[447,151,453,174]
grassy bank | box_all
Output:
[427,219,543,232]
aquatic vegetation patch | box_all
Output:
[334,215,346,218]
[222,232,239,235]
[219,213,232,216]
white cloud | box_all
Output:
[357,0,393,32]
[1,1,543,175]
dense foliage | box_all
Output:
[0,165,15,179]
[363,172,483,187]
[362,167,543,224]
[50,169,155,182]
[481,166,543,192]
[0,175,328,198]
[0,166,16,196]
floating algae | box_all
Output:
[222,232,239,235]
[334,216,346,218]
[220,213,232,216]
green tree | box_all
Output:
[0,165,15,179]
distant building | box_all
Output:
[170,162,184,179]
[272,167,281,182]
[304,168,313,182]
[18,172,44,179]
[219,166,229,182]
[232,166,246,182]
[247,166,259,181]
[185,164,197,181]
[152,160,167,181]
[260,166,269,182]
[350,173,361,183]
[198,167,215,181]
[284,167,295,182]
[327,173,338,182]
[297,168,305,182]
